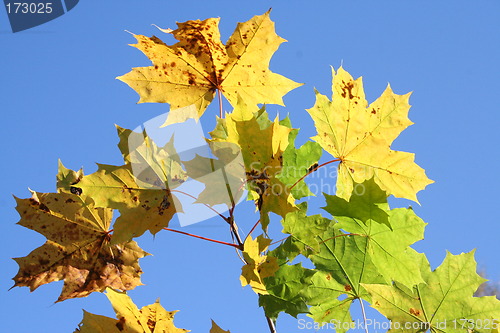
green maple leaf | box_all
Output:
[56,160,83,195]
[276,119,323,199]
[323,177,390,228]
[364,251,500,333]
[275,202,330,260]
[323,179,427,287]
[259,263,316,319]
[304,226,387,328]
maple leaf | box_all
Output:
[363,251,500,333]
[182,141,246,207]
[117,11,301,121]
[115,125,187,190]
[295,181,427,329]
[276,117,323,199]
[303,226,387,328]
[56,160,83,195]
[240,235,279,295]
[75,288,190,332]
[211,100,295,228]
[73,126,187,244]
[12,191,148,302]
[209,320,230,333]
[275,202,330,260]
[75,164,181,244]
[259,263,316,319]
[323,179,427,287]
[307,67,433,202]
[323,177,390,228]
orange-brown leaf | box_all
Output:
[12,191,149,302]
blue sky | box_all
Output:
[1,1,499,332]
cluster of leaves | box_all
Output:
[11,10,500,333]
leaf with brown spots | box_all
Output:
[117,10,301,122]
[75,164,182,244]
[56,159,83,194]
[240,235,279,295]
[75,288,189,332]
[211,100,295,229]
[307,67,433,202]
[12,191,148,302]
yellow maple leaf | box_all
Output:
[209,320,230,333]
[117,11,301,121]
[307,67,433,202]
[240,235,279,295]
[12,191,149,302]
[75,288,189,332]
[213,99,295,228]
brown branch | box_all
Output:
[170,189,229,223]
[163,227,239,248]
[244,219,261,243]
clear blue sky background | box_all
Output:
[1,1,499,332]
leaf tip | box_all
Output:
[151,24,173,34]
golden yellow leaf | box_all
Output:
[240,235,279,295]
[12,191,148,302]
[209,320,230,333]
[75,289,190,332]
[213,99,295,228]
[307,67,433,202]
[117,11,301,121]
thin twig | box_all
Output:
[171,189,229,223]
[266,315,277,333]
[270,235,290,246]
[289,158,341,190]
[217,89,223,118]
[163,227,239,248]
[228,216,244,250]
[231,230,247,264]
[244,219,261,243]
[359,298,370,333]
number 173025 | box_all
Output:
[6,2,53,14]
